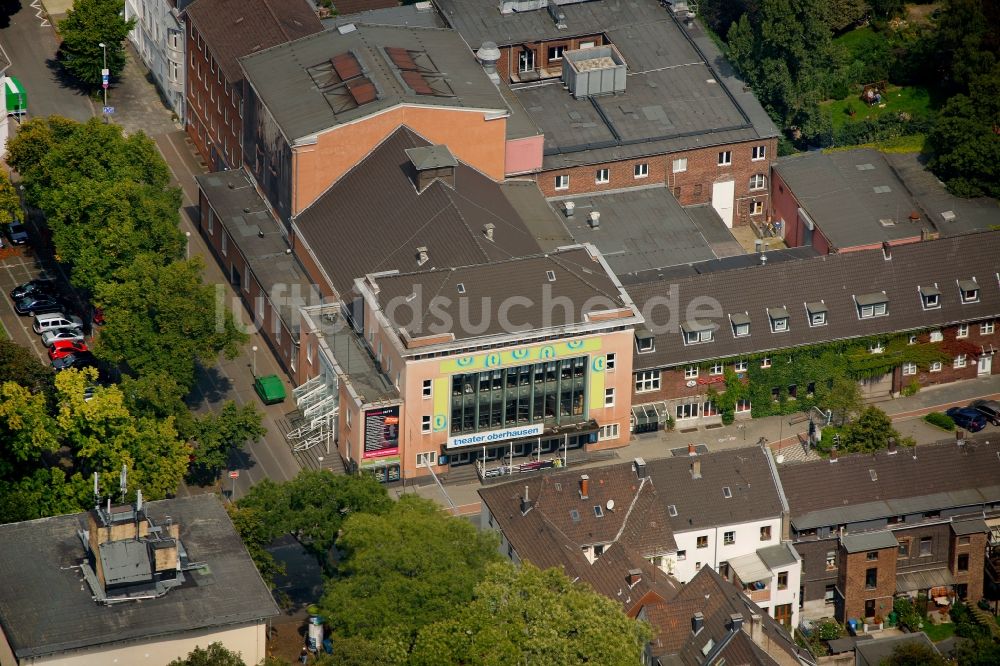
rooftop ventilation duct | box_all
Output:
[561,45,627,99]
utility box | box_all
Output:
[561,45,627,99]
[254,374,286,405]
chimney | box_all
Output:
[579,474,590,499]
[690,459,701,479]
[887,437,897,455]
[830,448,839,463]
[520,485,533,514]
[475,41,501,82]
[729,613,744,632]
[627,568,643,587]
[687,442,697,456]
[564,201,575,217]
[589,210,601,229]
[634,457,647,479]
[405,145,457,193]
[956,429,965,446]
[692,611,704,634]
[483,223,495,242]
[882,241,892,260]
[749,613,763,644]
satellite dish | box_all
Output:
[775,454,785,464]
[606,499,615,511]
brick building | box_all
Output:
[624,231,1000,432]
[437,0,779,226]
[183,0,321,171]
[778,439,997,623]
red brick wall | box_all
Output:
[950,531,986,604]
[837,545,897,622]
[897,320,999,391]
[497,35,605,83]
[185,22,243,171]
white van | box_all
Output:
[33,312,84,335]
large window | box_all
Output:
[865,567,878,589]
[449,356,588,435]
[919,537,932,556]
[635,370,661,392]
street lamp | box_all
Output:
[251,345,258,376]
[98,42,108,103]
[185,231,191,259]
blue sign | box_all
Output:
[103,106,115,115]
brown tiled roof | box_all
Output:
[779,438,1000,529]
[646,446,785,533]
[333,0,398,16]
[185,0,322,85]
[627,230,1000,370]
[294,126,547,298]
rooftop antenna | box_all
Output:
[119,464,128,503]
[93,471,100,505]
[136,489,143,513]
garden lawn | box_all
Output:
[825,84,932,132]
[922,622,955,642]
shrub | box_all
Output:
[894,596,924,632]
[923,412,955,431]
[900,379,920,396]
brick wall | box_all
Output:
[897,320,999,391]
[185,22,242,171]
[795,537,839,605]
[950,531,987,604]
[497,35,605,83]
[837,544,897,622]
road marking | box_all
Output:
[29,0,49,26]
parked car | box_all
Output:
[49,340,89,361]
[10,278,57,301]
[6,220,29,245]
[14,294,65,315]
[946,407,988,433]
[51,351,96,371]
[969,399,1000,426]
[41,327,85,347]
[33,312,84,335]
[92,307,105,326]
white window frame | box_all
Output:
[635,370,661,393]
[736,398,751,413]
[606,353,616,371]
[749,174,766,190]
[684,366,699,379]
[604,388,615,407]
[868,343,884,354]
[684,329,713,345]
[810,312,826,327]
[221,232,228,256]
[709,362,724,376]
[981,321,995,335]
[676,402,699,420]
[595,168,610,184]
[637,337,654,353]
[954,354,967,368]
[718,150,732,166]
[957,324,969,338]
[930,330,943,342]
[734,360,748,373]
[672,157,688,173]
[752,145,767,161]
[416,451,436,467]
[908,334,918,345]
[207,210,214,235]
[554,174,569,190]
[634,163,649,179]
[921,291,940,309]
[421,415,431,433]
[598,423,620,441]
[961,286,979,303]
[547,45,565,61]
[422,379,432,398]
[902,362,916,376]
[761,357,772,369]
[733,322,749,337]
[930,361,942,373]
[750,201,764,216]
[770,316,788,333]
[723,531,735,545]
[518,48,535,73]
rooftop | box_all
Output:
[626,230,1000,370]
[548,187,744,279]
[327,3,446,30]
[185,0,322,85]
[773,149,932,250]
[841,531,899,554]
[196,169,319,333]
[331,0,399,18]
[240,24,510,141]
[855,632,938,666]
[292,126,551,297]
[779,438,1000,531]
[363,245,641,347]
[0,495,279,660]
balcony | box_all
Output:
[746,584,771,603]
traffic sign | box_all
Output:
[103,106,115,115]
[101,68,109,89]
[229,470,240,479]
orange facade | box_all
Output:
[291,106,509,216]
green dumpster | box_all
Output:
[254,374,286,405]
[6,77,26,116]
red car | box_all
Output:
[49,340,89,361]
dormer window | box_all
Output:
[958,279,979,303]
[682,322,714,345]
[767,307,789,333]
[636,329,655,353]
[806,301,827,327]
[920,285,940,310]
[856,292,888,319]
[730,312,750,338]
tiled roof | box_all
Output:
[627,230,1000,370]
[333,0,398,16]
[293,126,547,298]
[646,446,784,533]
[185,0,322,85]
[779,438,1000,528]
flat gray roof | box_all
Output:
[546,187,743,278]
[841,531,898,554]
[308,306,400,404]
[240,24,509,141]
[774,149,932,250]
[856,633,938,666]
[757,543,798,570]
[327,3,445,29]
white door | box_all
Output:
[712,180,735,228]
[979,354,993,376]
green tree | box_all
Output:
[818,375,863,427]
[187,402,266,485]
[167,642,247,666]
[0,381,58,475]
[843,406,902,453]
[57,0,134,88]
[94,256,246,389]
[318,495,500,646]
[0,169,21,225]
[225,504,286,589]
[411,562,653,666]
[881,639,948,666]
[950,636,1000,665]
[0,339,55,396]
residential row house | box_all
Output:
[124,0,192,124]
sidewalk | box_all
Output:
[396,374,1000,514]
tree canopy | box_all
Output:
[882,639,948,666]
[410,562,653,666]
[167,643,247,666]
[57,0,134,87]
[0,339,54,397]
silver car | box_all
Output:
[41,327,85,347]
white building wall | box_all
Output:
[667,517,782,583]
[3,621,266,666]
[124,0,186,122]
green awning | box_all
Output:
[254,374,286,404]
[6,77,26,114]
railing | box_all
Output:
[476,456,565,482]
[746,587,771,603]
